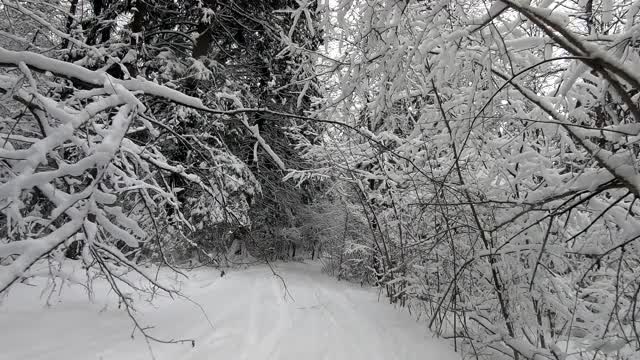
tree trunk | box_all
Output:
[62,0,79,49]
[192,23,212,58]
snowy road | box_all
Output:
[0,262,459,360]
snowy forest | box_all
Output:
[1,0,640,359]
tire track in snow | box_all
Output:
[299,265,413,360]
[244,273,292,360]
[308,274,383,359]
[239,273,262,360]
[184,276,254,360]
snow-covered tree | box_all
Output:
[0,0,322,333]
[4,0,640,357]
[300,0,640,358]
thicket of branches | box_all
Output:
[0,0,326,330]
[292,0,640,359]
[3,0,640,358]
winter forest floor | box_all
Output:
[0,261,460,360]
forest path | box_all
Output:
[0,261,460,360]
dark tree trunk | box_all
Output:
[62,0,79,49]
[192,23,213,58]
[290,242,296,258]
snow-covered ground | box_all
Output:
[0,261,460,360]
